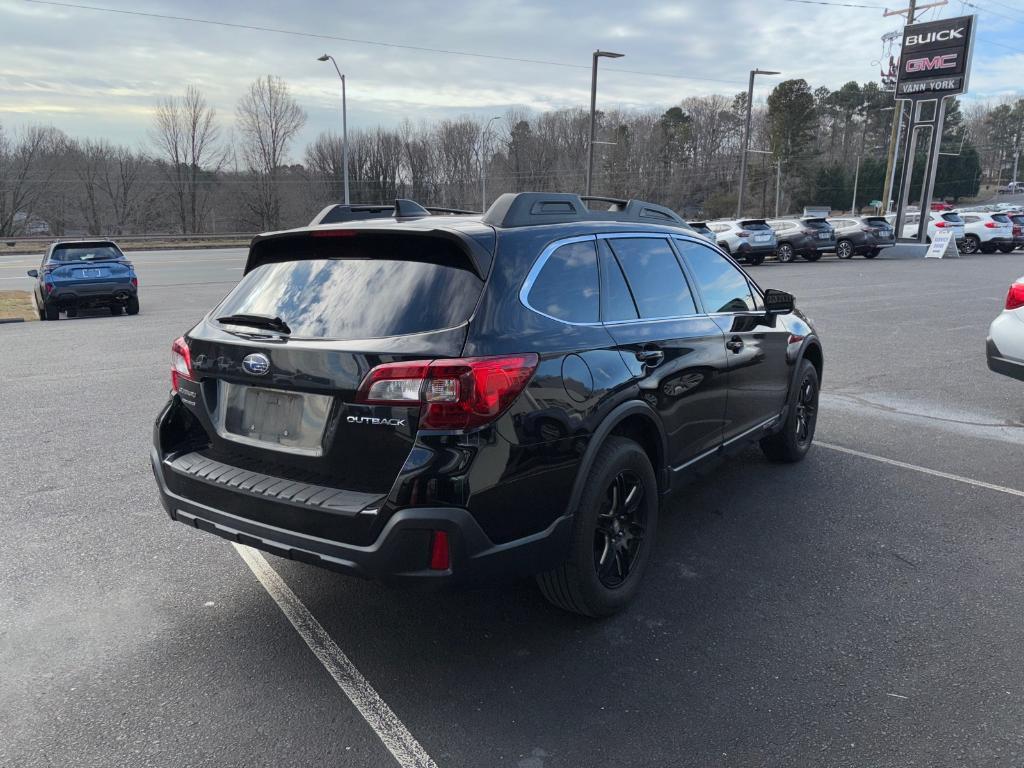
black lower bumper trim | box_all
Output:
[151,449,572,586]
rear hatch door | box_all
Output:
[740,219,775,246]
[177,229,489,497]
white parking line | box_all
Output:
[817,441,1024,498]
[232,543,439,768]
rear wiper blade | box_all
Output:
[216,313,291,334]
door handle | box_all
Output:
[726,336,744,353]
[635,348,665,366]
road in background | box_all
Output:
[3,249,1024,767]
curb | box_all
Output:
[0,317,25,324]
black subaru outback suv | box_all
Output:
[151,193,822,616]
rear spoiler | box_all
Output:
[243,225,494,279]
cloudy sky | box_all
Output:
[1,0,1022,155]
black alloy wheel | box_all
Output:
[594,470,647,589]
[776,243,796,263]
[536,436,658,617]
[962,234,980,254]
[760,358,819,463]
[836,240,854,259]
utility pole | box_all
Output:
[737,69,780,218]
[775,160,783,218]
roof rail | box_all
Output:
[309,199,480,226]
[482,192,689,228]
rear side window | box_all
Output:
[526,240,599,323]
[772,221,795,231]
[216,256,483,340]
[598,240,638,322]
[607,238,696,319]
[677,240,757,313]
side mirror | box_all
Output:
[27,269,38,278]
[764,288,795,315]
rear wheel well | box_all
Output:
[609,414,664,490]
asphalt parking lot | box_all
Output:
[3,247,1024,768]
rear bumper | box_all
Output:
[150,448,572,587]
[736,242,776,255]
[47,282,136,306]
[986,338,1024,382]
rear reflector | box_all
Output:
[1007,283,1024,311]
[171,336,194,394]
[429,531,450,571]
[356,354,539,430]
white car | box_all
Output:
[958,211,1016,254]
[987,277,1024,382]
[707,219,777,266]
[887,211,966,245]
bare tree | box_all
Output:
[0,124,64,237]
[151,85,223,233]
[235,75,306,230]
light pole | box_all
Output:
[586,49,624,197]
[318,54,349,204]
[736,68,780,218]
[480,115,501,211]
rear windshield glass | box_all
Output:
[941,213,963,223]
[864,217,890,227]
[215,258,483,340]
[801,219,831,230]
[740,221,772,232]
[992,214,1011,223]
[50,244,122,262]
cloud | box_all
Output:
[0,0,1020,155]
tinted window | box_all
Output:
[527,240,599,323]
[216,257,483,340]
[677,240,757,313]
[802,218,831,231]
[964,215,979,224]
[740,220,772,231]
[608,238,696,319]
[771,221,794,231]
[942,213,963,223]
[992,214,1011,223]
[598,240,638,322]
[50,244,123,263]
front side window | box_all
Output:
[676,240,757,313]
[526,239,599,323]
[607,238,697,319]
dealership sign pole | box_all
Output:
[892,14,976,243]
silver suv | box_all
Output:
[708,219,777,266]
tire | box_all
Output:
[747,253,765,266]
[863,248,880,259]
[997,244,1015,254]
[836,239,854,259]
[802,252,822,262]
[44,304,59,321]
[536,436,659,617]
[760,359,819,464]
[776,242,796,263]
[126,297,140,315]
[36,303,45,321]
[109,304,122,316]
[66,307,78,318]
[962,234,980,254]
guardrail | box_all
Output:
[3,232,256,246]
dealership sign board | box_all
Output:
[895,15,975,100]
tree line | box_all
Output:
[1,74,1018,238]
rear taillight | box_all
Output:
[356,354,539,430]
[130,277,138,288]
[984,221,1000,229]
[736,230,751,238]
[934,221,948,228]
[1006,283,1024,311]
[171,336,193,393]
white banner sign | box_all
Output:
[925,229,959,258]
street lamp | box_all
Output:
[736,68,780,218]
[480,115,501,211]
[318,53,349,204]
[585,49,624,197]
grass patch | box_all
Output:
[0,290,37,322]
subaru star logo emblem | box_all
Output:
[242,353,270,376]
